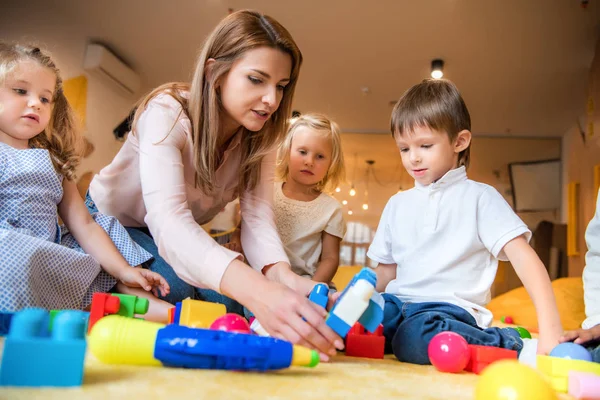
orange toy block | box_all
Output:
[168,307,175,324]
[345,322,385,359]
[88,293,120,333]
[465,345,517,374]
[178,298,226,328]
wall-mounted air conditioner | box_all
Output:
[83,43,140,96]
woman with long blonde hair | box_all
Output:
[88,10,342,358]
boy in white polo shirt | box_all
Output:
[367,79,563,364]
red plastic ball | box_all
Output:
[427,331,470,373]
[504,316,514,324]
[209,313,251,333]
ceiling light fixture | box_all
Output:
[431,59,444,79]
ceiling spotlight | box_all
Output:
[431,59,444,79]
[342,200,348,205]
[348,210,353,215]
[349,186,356,197]
[335,187,341,193]
[362,203,369,210]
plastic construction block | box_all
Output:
[309,283,329,309]
[168,307,175,324]
[0,312,14,336]
[0,308,87,387]
[326,267,384,338]
[537,354,600,393]
[88,292,121,333]
[464,345,517,374]
[178,298,226,329]
[111,293,149,318]
[174,302,182,324]
[345,323,384,359]
[569,371,600,399]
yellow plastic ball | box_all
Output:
[475,360,557,400]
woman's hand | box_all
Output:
[221,260,344,361]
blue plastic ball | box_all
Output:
[549,342,592,362]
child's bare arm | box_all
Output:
[58,180,169,296]
[313,232,341,283]
[503,235,562,354]
[374,263,397,292]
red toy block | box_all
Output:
[88,293,120,334]
[168,307,175,324]
[345,323,385,359]
[465,345,517,374]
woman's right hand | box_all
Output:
[220,260,344,361]
[248,280,344,360]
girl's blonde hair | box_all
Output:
[131,9,303,194]
[0,42,81,180]
[277,113,346,193]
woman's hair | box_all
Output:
[0,42,82,180]
[277,113,346,193]
[131,9,303,194]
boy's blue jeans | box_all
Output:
[585,343,600,362]
[84,192,243,315]
[381,294,523,365]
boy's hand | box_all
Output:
[118,267,170,298]
[560,325,600,345]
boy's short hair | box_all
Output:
[390,79,471,168]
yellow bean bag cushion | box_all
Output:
[332,265,364,291]
[487,277,585,331]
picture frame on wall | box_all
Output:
[508,159,561,212]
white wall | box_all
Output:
[1,1,143,178]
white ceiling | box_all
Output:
[3,0,599,137]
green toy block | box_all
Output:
[112,294,149,318]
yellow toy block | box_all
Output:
[178,298,226,328]
[537,355,600,392]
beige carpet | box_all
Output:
[0,338,574,400]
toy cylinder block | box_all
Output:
[105,295,120,313]
[569,371,600,399]
[52,311,88,341]
[9,308,49,338]
[134,298,150,314]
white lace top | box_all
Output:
[273,182,345,277]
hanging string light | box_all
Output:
[349,153,357,196]
[362,160,374,211]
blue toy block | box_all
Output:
[0,308,88,387]
[0,312,13,336]
[174,301,182,324]
[308,283,329,309]
[325,268,384,338]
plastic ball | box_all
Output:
[475,360,557,399]
[209,313,251,333]
[514,326,531,339]
[549,342,593,362]
[501,316,514,324]
[427,331,470,373]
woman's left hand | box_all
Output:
[264,262,316,295]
